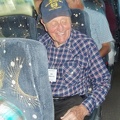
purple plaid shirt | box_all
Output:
[39,29,111,113]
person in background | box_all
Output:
[38,0,111,119]
[84,0,105,14]
[33,0,46,37]
[66,0,113,59]
[0,38,54,120]
[82,0,116,69]
[34,0,42,14]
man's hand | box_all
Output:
[60,104,89,120]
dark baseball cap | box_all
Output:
[40,0,71,23]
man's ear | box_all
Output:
[40,19,48,31]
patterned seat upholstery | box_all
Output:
[83,0,105,14]
[0,15,37,40]
[71,9,91,37]
[0,38,54,120]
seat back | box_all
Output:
[0,15,37,40]
[71,9,91,37]
[83,0,105,14]
[33,10,46,38]
[0,1,37,40]
[0,38,54,120]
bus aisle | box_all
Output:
[102,52,120,120]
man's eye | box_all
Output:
[61,20,67,24]
[51,22,58,27]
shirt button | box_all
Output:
[69,49,72,52]
[88,88,92,93]
[71,72,74,74]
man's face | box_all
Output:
[43,16,71,47]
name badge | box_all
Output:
[48,69,57,82]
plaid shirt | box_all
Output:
[39,29,111,113]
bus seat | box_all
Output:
[33,10,46,38]
[83,0,105,14]
[71,9,91,37]
[0,15,37,40]
[0,1,37,40]
[0,38,54,120]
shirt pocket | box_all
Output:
[62,60,84,85]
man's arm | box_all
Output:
[99,42,111,57]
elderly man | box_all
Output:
[38,0,111,119]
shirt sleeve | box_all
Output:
[82,39,111,114]
[98,13,114,44]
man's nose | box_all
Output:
[58,23,64,31]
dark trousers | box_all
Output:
[54,95,91,120]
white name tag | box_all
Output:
[48,69,57,82]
